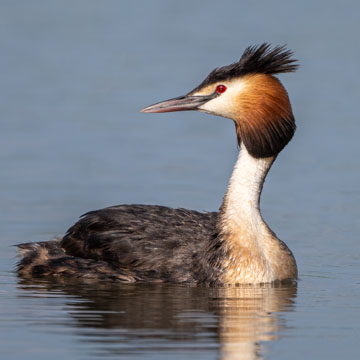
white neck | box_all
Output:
[217,144,297,283]
[221,143,275,232]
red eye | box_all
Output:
[216,84,227,94]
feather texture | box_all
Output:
[190,43,298,93]
[18,205,223,284]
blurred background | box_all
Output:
[1,1,360,359]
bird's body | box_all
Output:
[17,44,298,285]
[18,206,219,283]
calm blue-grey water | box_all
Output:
[1,1,360,359]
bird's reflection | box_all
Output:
[215,284,295,360]
[18,279,296,359]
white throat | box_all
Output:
[221,143,275,231]
[217,143,298,284]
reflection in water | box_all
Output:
[18,280,296,359]
[216,285,295,360]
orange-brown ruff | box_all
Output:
[192,73,295,158]
[234,74,294,157]
[17,44,298,285]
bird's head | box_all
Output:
[141,44,298,158]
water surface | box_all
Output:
[1,1,360,359]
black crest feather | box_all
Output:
[192,43,298,92]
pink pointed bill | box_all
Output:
[140,94,216,114]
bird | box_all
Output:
[17,44,298,285]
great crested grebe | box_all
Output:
[17,44,298,285]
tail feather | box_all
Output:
[16,239,138,282]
